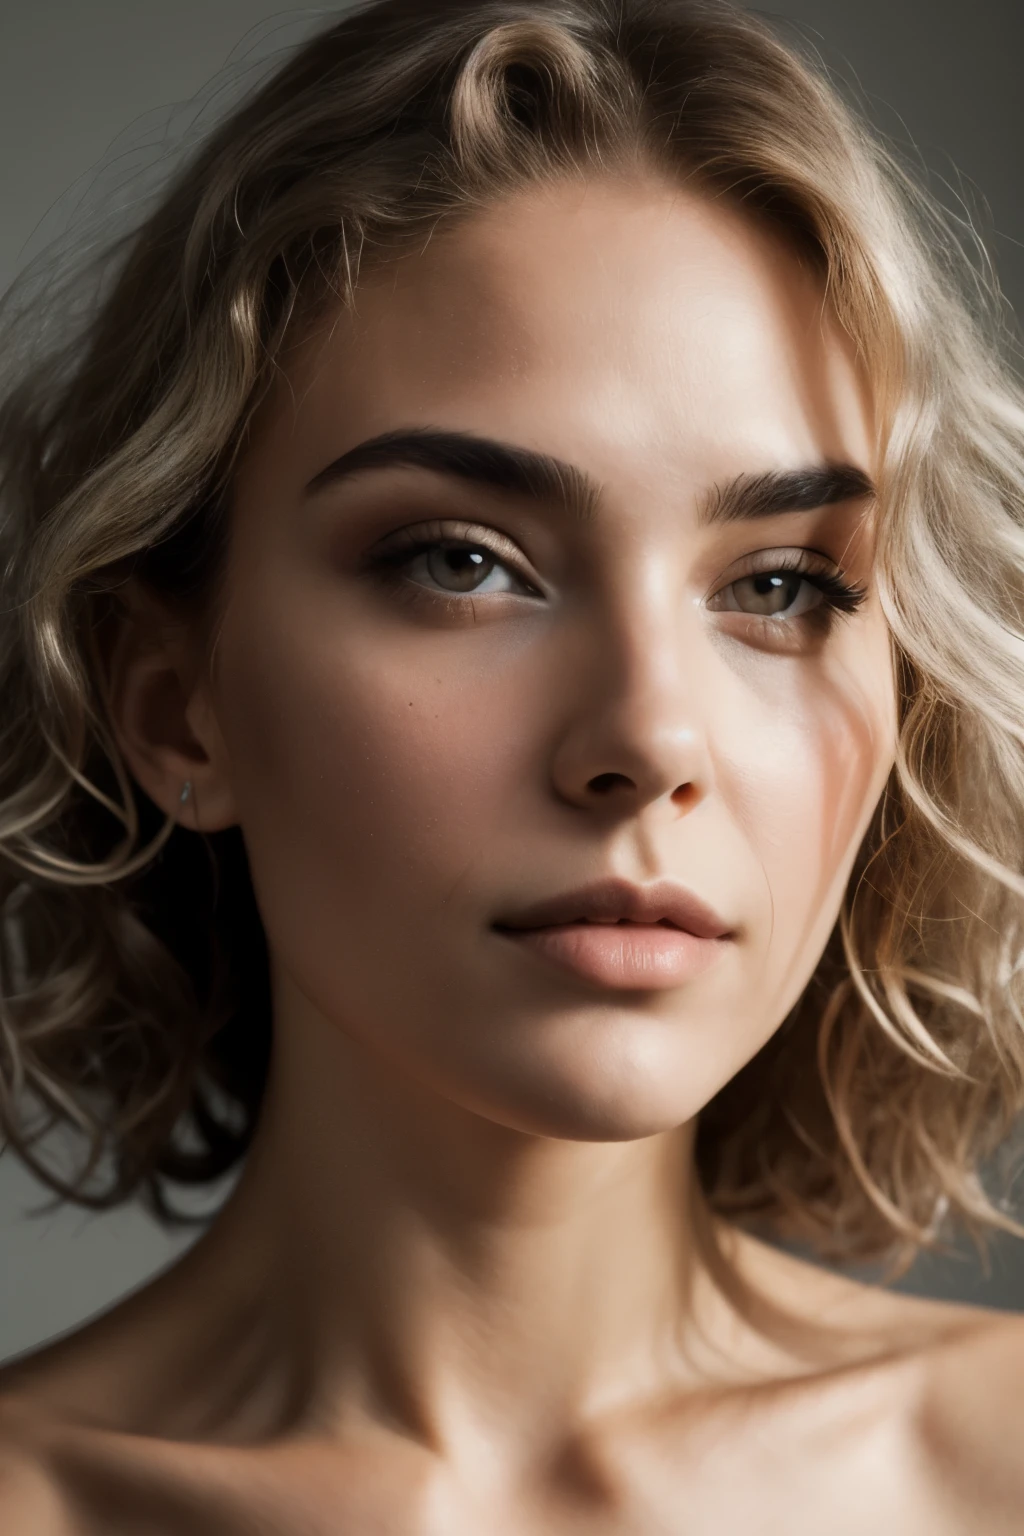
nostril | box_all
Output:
[588,772,634,795]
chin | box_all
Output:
[442,1023,723,1142]
[467,1084,705,1144]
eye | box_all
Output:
[718,569,824,619]
[406,540,524,595]
[707,555,867,629]
[361,522,542,601]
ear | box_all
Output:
[103,576,238,832]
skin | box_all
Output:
[1,175,1023,1533]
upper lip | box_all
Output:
[494,877,733,941]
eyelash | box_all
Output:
[362,524,868,634]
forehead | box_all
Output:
[252,176,873,493]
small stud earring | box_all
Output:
[179,780,192,811]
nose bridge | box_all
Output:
[604,567,696,723]
[550,552,712,810]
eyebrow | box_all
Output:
[304,426,875,525]
[305,426,600,520]
[700,463,876,525]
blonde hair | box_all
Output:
[1,0,1023,1263]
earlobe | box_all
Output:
[176,774,234,835]
[176,688,240,832]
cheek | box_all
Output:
[717,627,896,1012]
[211,592,534,944]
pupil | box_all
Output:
[427,543,495,592]
[747,571,800,614]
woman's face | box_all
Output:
[207,176,896,1139]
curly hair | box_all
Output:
[2,0,1023,1267]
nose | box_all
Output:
[548,593,713,818]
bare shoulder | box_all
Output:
[0,1324,150,1536]
[728,1234,1024,1529]
[0,1381,254,1536]
[0,1395,80,1535]
[914,1308,1024,1528]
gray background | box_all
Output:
[2,0,1023,1365]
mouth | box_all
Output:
[492,878,734,991]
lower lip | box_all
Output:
[498,922,729,990]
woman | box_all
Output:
[0,0,1022,1527]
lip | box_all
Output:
[493,877,734,991]
[494,877,733,940]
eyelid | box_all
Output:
[703,545,846,598]
[367,518,526,565]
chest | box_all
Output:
[48,1406,970,1536]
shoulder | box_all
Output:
[0,1386,240,1536]
[0,1396,79,1535]
[914,1309,1024,1527]
[734,1236,1024,1527]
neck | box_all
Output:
[187,970,776,1464]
